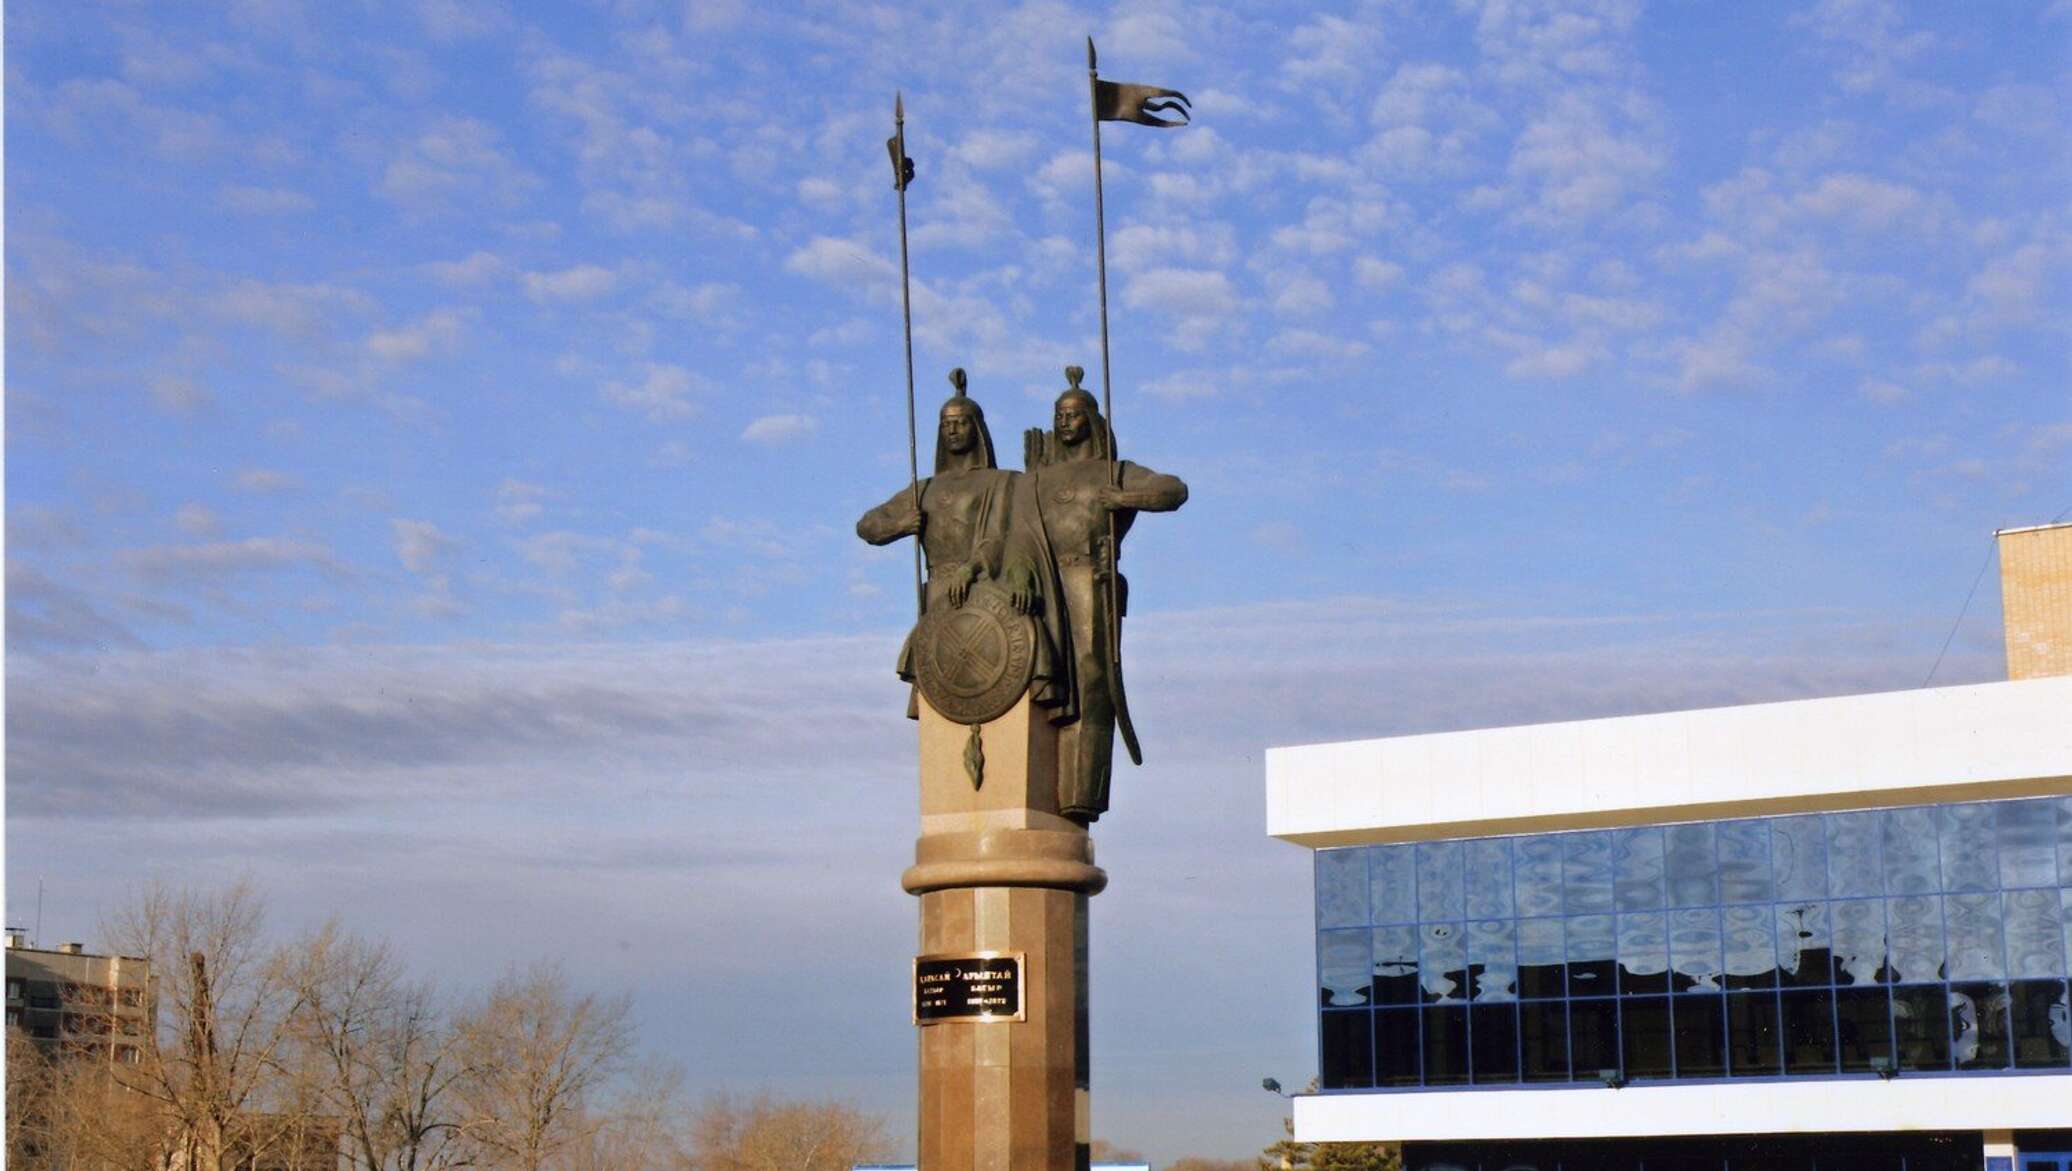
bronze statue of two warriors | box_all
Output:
[856,367,1187,825]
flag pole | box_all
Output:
[1086,37,1140,765]
[894,92,923,620]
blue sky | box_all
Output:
[6,0,2069,1161]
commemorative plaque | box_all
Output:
[913,951,1025,1024]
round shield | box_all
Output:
[914,581,1036,726]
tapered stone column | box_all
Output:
[903,693,1104,1171]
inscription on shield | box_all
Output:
[915,582,1035,726]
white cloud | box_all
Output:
[220,184,314,215]
[1282,15,1383,89]
[1859,377,1911,405]
[953,129,1039,170]
[603,363,703,421]
[1122,267,1239,319]
[365,308,465,362]
[1268,329,1369,361]
[495,479,550,525]
[521,264,618,303]
[1270,274,1333,316]
[741,414,819,444]
[175,504,221,537]
[1354,257,1405,290]
[116,537,350,585]
[379,114,536,210]
[236,468,298,494]
[148,374,213,415]
[392,518,457,573]
[422,250,505,285]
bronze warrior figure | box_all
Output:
[1021,368,1187,823]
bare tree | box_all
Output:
[451,962,632,1171]
[689,1093,888,1171]
[553,1062,692,1171]
[287,923,474,1171]
[104,879,308,1171]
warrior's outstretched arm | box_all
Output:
[856,481,928,545]
[1102,462,1187,512]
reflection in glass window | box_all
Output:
[1563,832,1613,915]
[1940,803,1999,892]
[2004,888,2066,978]
[1418,841,1465,923]
[1670,907,1724,993]
[1314,797,2072,1093]
[1514,835,1564,917]
[1666,823,1718,908]
[1880,807,1937,896]
[1370,844,1416,925]
[1372,925,1421,1006]
[1465,839,1513,919]
[1317,849,1366,928]
[1612,827,1664,912]
[1469,919,1517,1001]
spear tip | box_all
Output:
[894,91,904,120]
[1086,36,1096,70]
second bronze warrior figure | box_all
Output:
[1022,367,1187,823]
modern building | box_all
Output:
[5,931,154,1067]
[1267,522,2072,1171]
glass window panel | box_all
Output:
[1564,831,1614,914]
[1880,807,1937,896]
[2059,798,2072,886]
[1666,823,1719,908]
[1374,1008,1421,1087]
[1317,849,1367,928]
[1937,803,1999,893]
[1417,841,1464,923]
[1468,918,1517,1002]
[1566,914,1616,996]
[1320,930,1371,1007]
[1945,892,2006,981]
[1887,896,1945,984]
[1781,988,1837,1075]
[1998,799,2060,889]
[1520,999,1569,1081]
[1369,844,1417,925]
[1612,827,1665,911]
[1717,819,1774,905]
[2006,888,2066,979]
[1723,904,1778,991]
[1949,982,2012,1069]
[1470,1002,1520,1083]
[1371,924,1421,1006]
[1421,1004,1469,1085]
[1773,815,1828,901]
[1777,902,1832,988]
[1465,838,1513,919]
[1621,997,1673,1080]
[2009,979,2071,1069]
[1834,985,1893,1073]
[1514,835,1565,916]
[1320,1009,1373,1088]
[1567,998,1619,1081]
[1673,995,1727,1078]
[1892,985,1950,1071]
[1670,907,1724,994]
[1830,898,1886,987]
[1619,911,1669,995]
[1726,991,1781,1076]
[1421,922,1467,1004]
[1518,918,1565,1000]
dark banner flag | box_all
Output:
[1093,79,1191,127]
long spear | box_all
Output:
[1084,39,1189,766]
[890,93,922,618]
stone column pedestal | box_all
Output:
[904,694,1103,1171]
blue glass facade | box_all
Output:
[1315,796,2072,1090]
